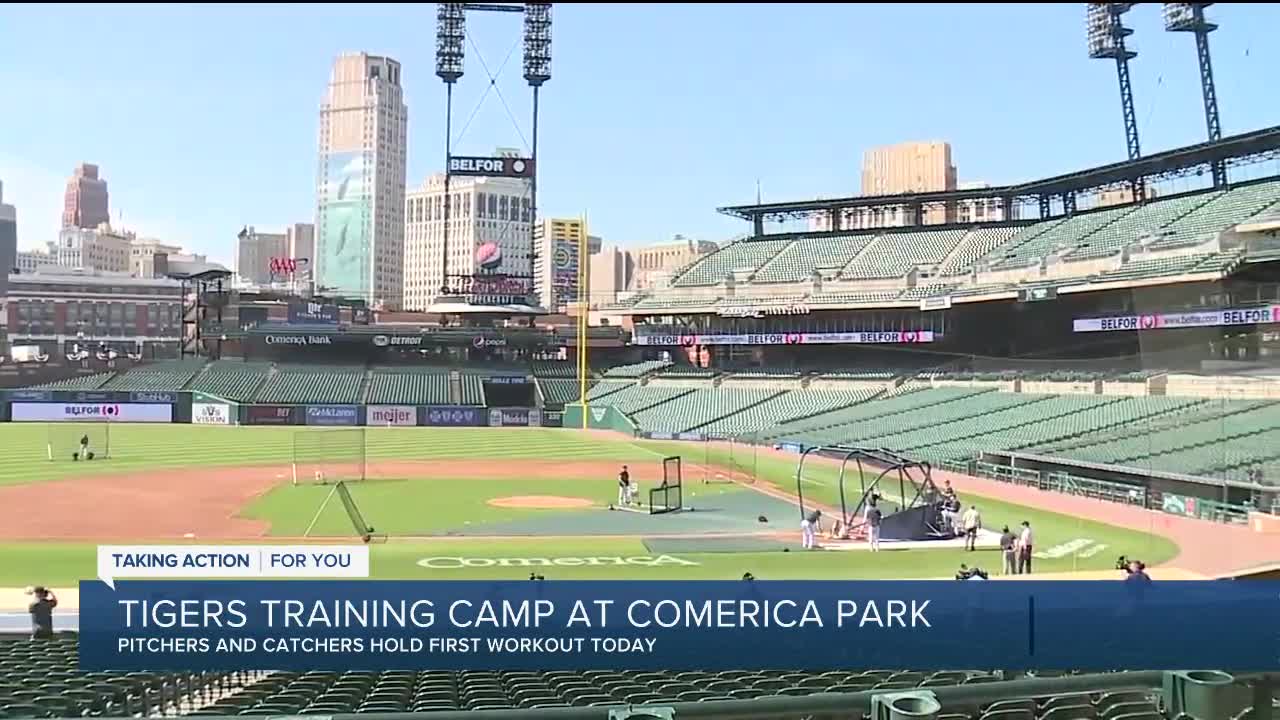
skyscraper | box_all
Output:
[402,172,532,311]
[533,218,595,312]
[855,141,957,228]
[0,181,16,296]
[316,53,408,309]
[62,163,110,230]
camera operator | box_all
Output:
[1120,558,1150,585]
[955,563,988,581]
[27,586,58,639]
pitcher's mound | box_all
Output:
[488,495,594,510]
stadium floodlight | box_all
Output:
[435,3,466,83]
[1087,3,1143,201]
[522,3,552,87]
[1163,3,1225,187]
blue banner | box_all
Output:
[130,391,177,404]
[288,301,339,325]
[4,389,53,402]
[304,405,358,426]
[77,580,1280,672]
[422,406,484,427]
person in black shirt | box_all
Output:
[617,466,631,507]
[79,434,91,461]
[999,526,1017,575]
[28,586,57,639]
[866,504,884,552]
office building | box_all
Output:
[853,141,957,228]
[62,163,110,230]
[130,237,182,278]
[16,250,55,275]
[236,228,288,286]
[402,171,532,311]
[631,235,718,291]
[533,218,596,312]
[589,244,634,307]
[316,52,408,309]
[0,181,14,297]
[52,224,132,274]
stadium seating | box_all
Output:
[1149,178,1280,249]
[752,233,876,283]
[186,361,271,401]
[0,635,250,717]
[102,360,204,391]
[987,205,1136,270]
[459,374,486,405]
[602,360,671,378]
[840,229,969,279]
[671,239,793,287]
[586,380,637,402]
[939,227,1018,275]
[585,383,695,417]
[630,386,786,434]
[698,387,880,436]
[1064,192,1215,260]
[255,366,363,404]
[537,378,590,405]
[32,372,114,389]
[366,368,450,405]
[531,361,577,378]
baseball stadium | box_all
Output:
[3,3,1280,720]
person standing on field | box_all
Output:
[617,466,631,507]
[801,509,822,550]
[866,504,884,552]
[962,505,982,551]
[999,526,1017,575]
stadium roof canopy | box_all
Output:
[718,125,1280,227]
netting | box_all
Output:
[292,429,367,485]
[703,434,759,484]
[47,423,111,462]
[651,456,684,514]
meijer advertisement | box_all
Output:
[366,405,416,427]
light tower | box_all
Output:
[1087,4,1141,163]
[1163,2,1226,188]
[433,2,552,301]
[434,3,466,292]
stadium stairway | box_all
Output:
[448,371,463,405]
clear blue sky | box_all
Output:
[1,3,1277,266]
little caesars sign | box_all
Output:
[418,555,698,570]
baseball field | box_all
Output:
[0,422,1242,603]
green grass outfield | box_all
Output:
[0,424,1177,585]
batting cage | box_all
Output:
[649,455,684,515]
[701,433,759,484]
[291,429,368,485]
[47,423,111,462]
[794,445,946,541]
[303,480,386,543]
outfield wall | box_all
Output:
[0,391,553,429]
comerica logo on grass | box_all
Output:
[416,555,700,569]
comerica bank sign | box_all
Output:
[265,335,333,346]
[417,555,699,570]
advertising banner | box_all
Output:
[192,403,232,426]
[633,331,936,346]
[1019,287,1058,303]
[247,405,295,426]
[10,402,172,423]
[543,411,563,428]
[319,151,371,300]
[261,334,336,347]
[448,155,534,179]
[422,406,484,427]
[366,405,417,427]
[130,391,178,404]
[288,301,339,325]
[1073,304,1280,333]
[77,579,1280,672]
[488,408,537,427]
[305,405,359,427]
[2,389,53,402]
[919,296,952,311]
[484,375,528,385]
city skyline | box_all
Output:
[1,4,1278,269]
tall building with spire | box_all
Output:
[315,53,408,309]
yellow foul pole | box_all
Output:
[578,213,589,428]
